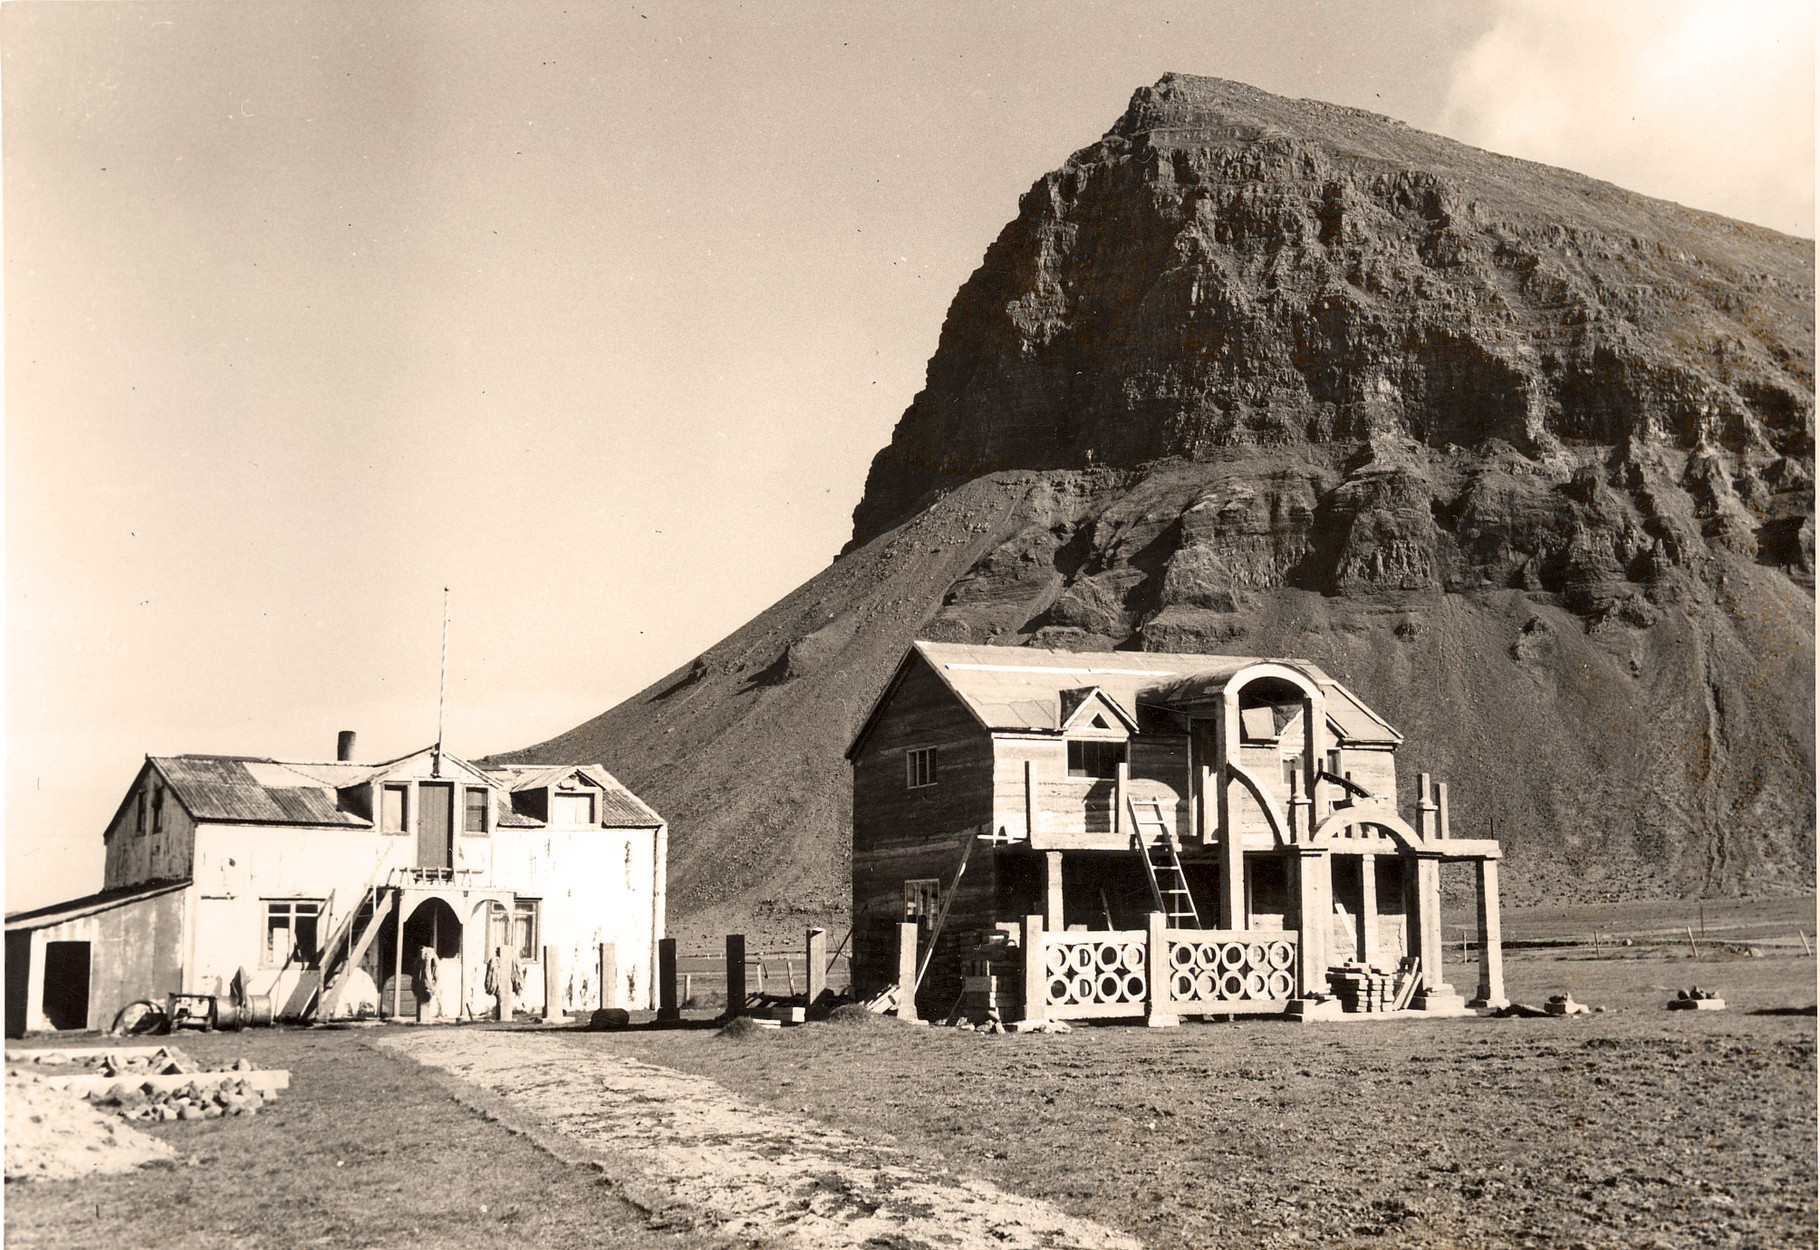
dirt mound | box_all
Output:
[714,1016,776,1040]
[822,1004,913,1028]
[5,1076,176,1182]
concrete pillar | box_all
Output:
[656,937,679,1022]
[1411,855,1463,1010]
[542,945,564,1021]
[1435,782,1451,840]
[1470,859,1507,1008]
[1114,761,1129,836]
[896,922,920,1021]
[598,942,618,1010]
[1044,851,1065,930]
[1145,910,1178,1027]
[1295,848,1330,998]
[1359,853,1380,968]
[724,934,746,1018]
[1216,697,1243,930]
[1021,914,1046,1025]
[1416,774,1437,842]
[806,928,827,1005]
[494,945,515,1022]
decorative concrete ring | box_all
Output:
[1194,943,1219,969]
[1046,946,1070,975]
[1267,941,1295,970]
[1245,943,1268,971]
[1071,945,1096,973]
[1049,976,1072,1003]
[1171,943,1197,969]
[1071,974,1095,1002]
[1172,972,1194,997]
[1123,972,1146,1000]
[1221,972,1246,998]
[1097,972,1124,1002]
[1245,970,1268,998]
[1195,970,1219,999]
[1121,943,1144,972]
[1267,970,1295,999]
[1220,943,1248,970]
[1096,944,1122,971]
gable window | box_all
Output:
[905,747,938,789]
[135,791,148,834]
[262,899,323,969]
[151,787,165,834]
[1325,749,1342,779]
[381,784,409,834]
[1281,755,1303,790]
[464,786,490,834]
[1067,740,1126,780]
[554,790,596,826]
[904,878,940,930]
[512,898,541,961]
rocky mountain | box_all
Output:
[507,75,1813,945]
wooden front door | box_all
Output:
[418,783,453,870]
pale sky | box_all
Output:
[5,0,1812,912]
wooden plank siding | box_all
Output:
[994,733,1192,851]
[850,657,998,1001]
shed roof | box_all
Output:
[6,878,190,931]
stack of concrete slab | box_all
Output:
[1327,966,1394,1013]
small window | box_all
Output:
[905,747,938,789]
[151,787,165,834]
[381,784,408,834]
[262,900,323,969]
[1282,755,1303,790]
[464,786,489,834]
[1325,749,1342,778]
[1067,740,1125,779]
[554,790,595,826]
[135,791,147,834]
[512,898,541,961]
[904,879,940,930]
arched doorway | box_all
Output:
[387,897,462,1019]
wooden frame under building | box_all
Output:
[846,641,1505,1025]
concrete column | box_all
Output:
[1470,859,1507,1008]
[1411,855,1463,1010]
[1114,761,1129,836]
[1416,774,1437,842]
[1044,851,1065,930]
[542,945,564,1021]
[1359,852,1380,968]
[1021,914,1046,1025]
[896,922,920,1020]
[1294,848,1330,998]
[1145,910,1178,1027]
[806,928,827,1005]
[656,937,679,1022]
[598,942,618,1010]
[494,945,515,1022]
[724,934,745,1018]
[1216,697,1244,930]
[1435,782,1451,840]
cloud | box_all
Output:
[1440,0,1814,236]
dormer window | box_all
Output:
[464,786,490,834]
[554,790,596,826]
[381,784,409,834]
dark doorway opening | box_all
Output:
[6,932,32,1037]
[42,940,92,1031]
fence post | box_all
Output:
[896,922,920,1021]
[657,937,679,1022]
[806,928,827,1005]
[599,942,618,1011]
[724,934,746,1019]
[1021,914,1047,1027]
[1146,911,1179,1028]
[542,945,564,1021]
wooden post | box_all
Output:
[683,973,694,1005]
[656,937,679,1021]
[1435,781,1450,840]
[896,922,920,1021]
[806,928,827,1005]
[393,907,406,1019]
[1469,859,1506,1008]
[542,945,564,1021]
[598,941,618,1010]
[494,945,515,1021]
[1021,914,1046,1026]
[1024,759,1037,840]
[1044,851,1065,931]
[1359,852,1380,967]
[1145,910,1177,1028]
[1115,761,1129,836]
[724,934,746,1018]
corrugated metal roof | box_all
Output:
[478,763,665,828]
[7,878,190,931]
[153,756,370,826]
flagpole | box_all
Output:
[435,586,449,777]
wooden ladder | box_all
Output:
[310,885,397,1020]
[1129,796,1201,928]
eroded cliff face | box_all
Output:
[515,76,1813,941]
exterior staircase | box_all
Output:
[307,885,395,1020]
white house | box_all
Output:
[5,734,667,1035]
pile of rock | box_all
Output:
[8,1045,287,1125]
[1669,987,1726,1011]
[90,1073,275,1122]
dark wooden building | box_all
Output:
[847,642,1504,1024]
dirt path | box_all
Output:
[380,1029,1140,1250]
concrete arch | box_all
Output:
[1226,762,1291,846]
[1309,805,1425,853]
[1226,661,1324,705]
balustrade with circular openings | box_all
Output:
[1042,935,1147,1010]
[1166,936,1295,1003]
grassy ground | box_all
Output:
[7,899,1814,1250]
